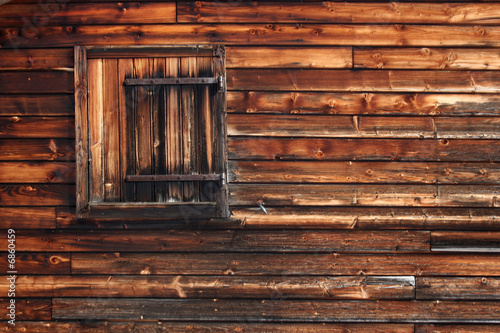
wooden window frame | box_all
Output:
[74,45,229,219]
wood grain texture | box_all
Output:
[0,207,55,229]
[416,324,500,333]
[431,231,500,252]
[0,298,51,320]
[0,94,74,116]
[0,184,75,206]
[0,71,73,93]
[0,48,72,70]
[417,277,500,300]
[0,162,74,183]
[0,139,75,161]
[0,253,70,275]
[0,116,74,138]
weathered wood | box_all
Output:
[0,253,70,275]
[0,139,75,161]
[417,277,500,300]
[0,116,74,138]
[232,207,500,230]
[152,57,167,202]
[178,2,500,25]
[0,298,51,320]
[228,137,500,161]
[226,46,352,68]
[0,184,75,206]
[52,298,500,322]
[126,174,221,182]
[0,2,176,26]
[0,48,72,70]
[228,161,500,184]
[0,230,429,252]
[0,94,74,116]
[0,207,55,229]
[227,69,500,93]
[0,71,73,93]
[85,202,217,219]
[0,162,74,183]
[227,92,500,116]
[416,324,500,333]
[355,48,500,70]
[431,231,500,252]
[1,275,414,300]
[88,46,215,59]
[227,114,500,139]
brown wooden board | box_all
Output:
[0,116,74,138]
[0,253,70,275]
[431,231,500,252]
[417,277,500,300]
[0,48,73,70]
[0,139,75,161]
[0,94,74,116]
[0,71,73,93]
[0,184,75,206]
[416,324,500,333]
[0,207,55,229]
[0,298,51,320]
[0,162,74,183]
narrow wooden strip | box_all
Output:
[178,2,500,25]
[227,92,500,116]
[0,230,429,252]
[0,72,73,93]
[0,275,414,300]
[0,94,74,116]
[229,184,500,207]
[431,231,500,252]
[126,174,221,182]
[0,162,74,183]
[88,46,215,59]
[0,48,72,70]
[124,77,217,86]
[416,324,500,333]
[355,48,500,70]
[0,116,74,138]
[417,277,500,300]
[52,298,500,322]
[226,46,352,68]
[0,298,50,320]
[228,161,500,184]
[227,69,500,93]
[0,207,55,229]
[87,203,217,219]
[0,139,75,161]
[0,184,75,206]
[228,137,500,162]
[0,253,70,275]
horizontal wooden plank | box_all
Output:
[227,92,500,116]
[431,231,500,252]
[229,184,500,207]
[226,46,352,68]
[355,48,500,70]
[232,207,500,230]
[3,24,500,48]
[0,230,429,252]
[0,116,74,138]
[72,253,500,276]
[0,207,55,229]
[416,324,500,333]
[0,48,72,70]
[228,114,500,139]
[0,298,51,320]
[52,298,500,322]
[87,203,218,219]
[228,161,500,184]
[417,277,500,300]
[0,253,69,275]
[0,162,74,183]
[0,139,75,161]
[0,71,73,93]
[227,69,500,93]
[0,2,176,26]
[228,137,500,161]
[178,2,500,25]
[0,275,414,300]
[0,184,75,206]
[0,94,74,116]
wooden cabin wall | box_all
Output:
[0,0,499,331]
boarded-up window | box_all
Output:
[75,46,228,219]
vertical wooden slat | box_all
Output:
[152,58,167,202]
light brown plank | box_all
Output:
[226,46,352,68]
[0,207,55,229]
[417,277,500,300]
[0,116,74,138]
[0,253,70,274]
[0,48,72,70]
[0,139,75,161]
[0,95,74,116]
[0,162,74,183]
[0,184,75,206]
[0,71,73,93]
[416,325,500,333]
[431,231,500,252]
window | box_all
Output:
[75,45,228,219]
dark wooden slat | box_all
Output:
[126,174,221,182]
[416,325,500,333]
[178,2,500,25]
[0,230,429,252]
[228,161,500,184]
[0,48,72,70]
[0,162,74,183]
[52,298,500,322]
[227,92,500,116]
[0,184,75,206]
[0,139,75,161]
[0,116,74,138]
[0,298,51,320]
[124,77,217,86]
[431,231,500,252]
[228,137,500,162]
[227,69,500,93]
[417,277,500,300]
[0,95,74,116]
[88,46,215,59]
[86,202,216,219]
[0,72,73,93]
[0,253,70,275]
[0,207,55,229]
[1,275,414,300]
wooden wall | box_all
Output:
[0,1,499,331]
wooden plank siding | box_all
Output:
[0,0,499,329]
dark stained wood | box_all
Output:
[355,48,500,70]
[228,137,500,162]
[0,298,51,320]
[2,275,414,300]
[0,116,74,138]
[416,325,500,333]
[0,184,75,206]
[417,277,500,300]
[0,162,74,183]
[0,139,75,161]
[178,2,500,25]
[431,231,500,252]
[228,161,500,184]
[0,94,74,116]
[0,71,73,93]
[0,207,55,229]
[85,202,217,219]
[52,298,500,322]
[227,69,500,93]
[0,253,70,275]
[152,57,167,202]
[0,48,72,70]
[227,92,500,116]
[226,46,352,68]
